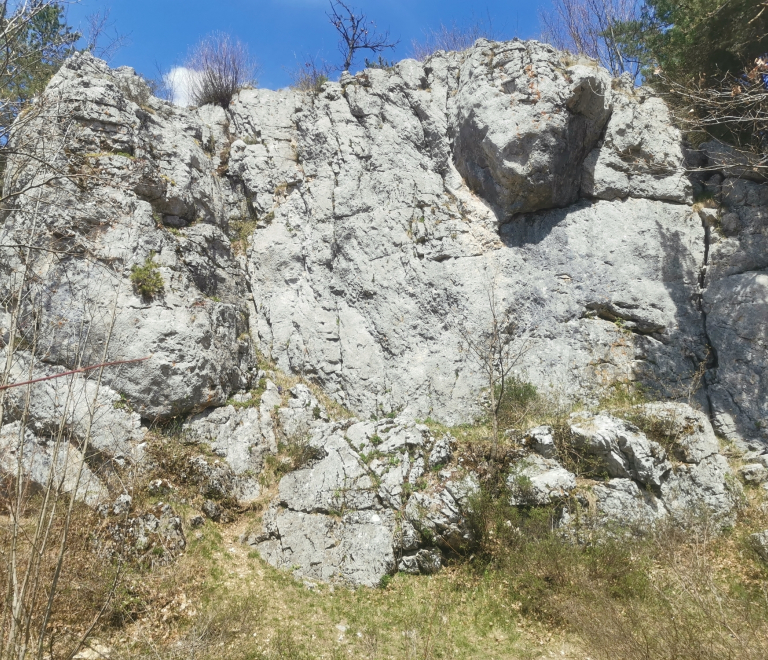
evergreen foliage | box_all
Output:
[0,1,80,129]
[615,0,768,81]
[130,252,164,298]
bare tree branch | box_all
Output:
[83,8,129,62]
[327,0,398,72]
[539,0,641,78]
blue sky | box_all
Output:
[65,0,549,90]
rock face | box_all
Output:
[1,43,763,444]
[701,173,768,446]
[0,54,254,422]
[0,41,764,586]
[243,412,472,588]
[235,45,705,422]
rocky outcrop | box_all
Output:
[0,40,764,586]
[242,410,471,588]
[1,42,763,444]
[0,55,255,422]
[559,403,737,531]
[236,393,736,586]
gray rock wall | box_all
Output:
[0,40,765,449]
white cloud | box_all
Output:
[163,67,203,106]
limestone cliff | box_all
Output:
[0,41,765,586]
[2,41,763,445]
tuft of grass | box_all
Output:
[229,217,258,253]
[130,252,164,298]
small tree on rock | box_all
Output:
[456,276,529,461]
[327,0,398,72]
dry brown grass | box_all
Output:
[0,502,121,659]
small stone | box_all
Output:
[73,641,112,659]
[398,555,420,574]
[148,478,172,496]
[750,530,768,562]
[189,515,204,528]
[112,494,132,516]
[740,464,768,484]
[428,435,454,468]
[202,499,222,522]
[525,425,557,459]
[415,548,442,574]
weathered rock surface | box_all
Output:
[0,53,255,422]
[0,40,765,585]
[507,454,576,505]
[243,415,474,587]
[3,42,763,447]
[0,422,108,506]
[232,395,733,586]
[570,411,670,487]
[751,530,768,562]
[237,43,707,422]
[698,167,768,447]
[561,403,736,530]
[582,82,691,203]
[1,350,146,465]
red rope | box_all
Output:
[0,356,151,391]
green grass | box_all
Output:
[130,252,164,298]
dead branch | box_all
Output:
[327,0,398,72]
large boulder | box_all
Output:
[452,42,612,215]
[243,414,474,587]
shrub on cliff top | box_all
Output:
[186,32,256,108]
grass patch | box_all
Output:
[229,217,258,254]
[130,252,164,298]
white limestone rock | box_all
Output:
[569,412,671,487]
[1,349,146,465]
[581,88,691,203]
[751,530,768,562]
[507,454,576,505]
[525,425,557,459]
[0,422,108,507]
[0,53,255,421]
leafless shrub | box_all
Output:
[327,0,398,72]
[540,0,641,77]
[455,274,530,461]
[185,31,257,108]
[288,55,333,93]
[82,8,129,62]
[411,21,494,61]
[658,66,768,174]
